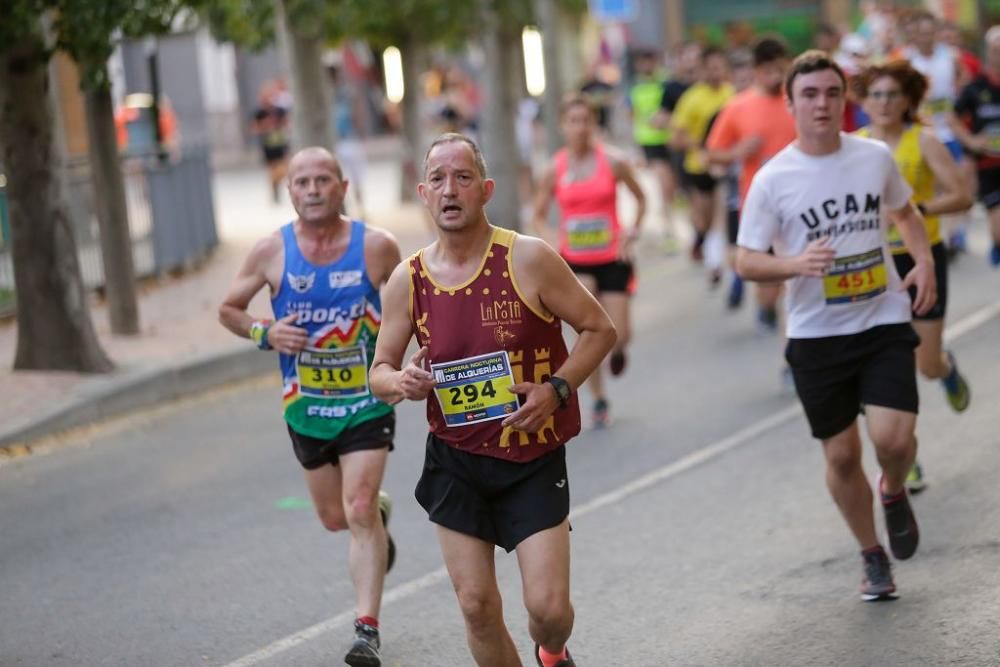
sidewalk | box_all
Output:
[0,161,436,452]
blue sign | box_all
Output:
[589,0,637,22]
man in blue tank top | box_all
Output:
[219,146,402,666]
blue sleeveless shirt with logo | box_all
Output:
[271,220,391,439]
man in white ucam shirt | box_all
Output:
[736,50,937,603]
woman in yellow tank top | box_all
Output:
[855,61,973,492]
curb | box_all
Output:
[0,347,275,454]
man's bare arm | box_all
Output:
[364,226,403,288]
[920,130,973,216]
[370,261,433,404]
[218,235,280,338]
[736,241,836,283]
[888,202,937,316]
[519,237,616,392]
[501,236,616,432]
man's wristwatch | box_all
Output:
[545,376,571,409]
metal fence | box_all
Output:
[0,146,217,317]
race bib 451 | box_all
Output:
[823,249,888,305]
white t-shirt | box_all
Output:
[907,44,958,143]
[738,134,914,339]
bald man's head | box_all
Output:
[287,146,348,225]
[288,146,343,180]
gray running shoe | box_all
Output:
[345,619,381,667]
[860,548,897,602]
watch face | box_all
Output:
[550,378,569,403]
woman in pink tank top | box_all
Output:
[532,95,646,428]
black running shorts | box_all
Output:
[978,167,1000,210]
[682,170,717,193]
[287,413,395,470]
[262,144,289,164]
[726,208,741,246]
[641,143,673,163]
[785,323,920,440]
[415,434,570,552]
[892,242,948,321]
[566,259,634,293]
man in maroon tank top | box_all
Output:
[371,134,616,667]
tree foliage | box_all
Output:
[205,0,477,53]
[1,0,203,90]
[203,0,275,51]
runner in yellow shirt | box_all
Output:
[855,59,973,493]
[671,46,733,262]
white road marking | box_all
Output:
[220,299,1000,667]
[943,299,1000,343]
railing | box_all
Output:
[0,146,217,318]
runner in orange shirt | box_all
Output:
[706,37,796,325]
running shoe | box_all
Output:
[345,619,381,667]
[756,306,778,333]
[592,399,610,429]
[708,268,723,289]
[941,351,970,412]
[905,461,927,495]
[609,349,627,376]
[690,240,704,263]
[860,547,897,602]
[535,643,576,667]
[780,366,796,396]
[878,473,920,561]
[990,243,1000,268]
[726,274,744,310]
[378,491,396,574]
[948,228,967,254]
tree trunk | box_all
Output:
[0,29,113,371]
[479,1,523,231]
[556,5,584,102]
[399,35,425,203]
[275,0,334,151]
[84,80,140,335]
[535,0,565,154]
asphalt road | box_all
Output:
[3,231,1000,667]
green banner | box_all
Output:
[683,0,820,53]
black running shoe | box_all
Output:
[879,474,920,560]
[609,350,627,376]
[345,619,381,667]
[860,547,897,602]
[534,643,576,667]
